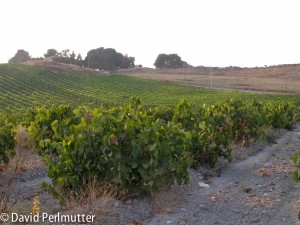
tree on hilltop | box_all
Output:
[77,53,82,61]
[85,47,135,70]
[44,49,58,58]
[154,54,168,69]
[52,49,84,66]
[69,51,76,64]
[61,49,70,58]
[154,53,187,69]
[8,50,31,64]
[121,54,135,69]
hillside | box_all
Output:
[26,58,100,75]
[0,63,300,115]
[121,64,300,93]
[1,63,300,224]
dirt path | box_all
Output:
[146,128,300,225]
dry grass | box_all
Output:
[207,187,231,205]
[240,194,281,208]
[27,59,100,75]
[257,168,272,177]
[256,161,295,178]
[11,125,44,171]
[14,125,33,150]
[151,188,184,214]
[65,180,118,209]
[62,179,119,222]
[123,65,300,93]
[292,201,300,220]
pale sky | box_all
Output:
[1,0,300,68]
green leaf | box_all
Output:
[292,153,299,164]
[292,170,299,182]
[149,143,156,151]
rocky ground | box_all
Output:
[1,127,300,225]
[146,128,300,225]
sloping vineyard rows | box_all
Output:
[1,64,300,115]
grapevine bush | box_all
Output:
[263,102,299,130]
[0,116,16,165]
[26,97,300,197]
[28,105,80,156]
[292,150,300,220]
[29,98,192,195]
[171,100,232,166]
[292,150,300,182]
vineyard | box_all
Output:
[1,64,300,116]
[1,96,300,196]
[0,63,300,221]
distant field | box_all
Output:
[0,64,300,115]
[122,65,300,93]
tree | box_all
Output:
[76,53,84,66]
[121,54,135,68]
[61,49,70,58]
[167,54,183,68]
[154,53,185,69]
[69,51,76,64]
[85,47,133,70]
[52,49,83,65]
[8,50,31,63]
[154,54,169,69]
[76,53,82,61]
[44,49,58,58]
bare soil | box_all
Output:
[26,58,101,75]
[146,127,300,225]
[120,65,300,93]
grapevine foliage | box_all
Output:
[0,115,16,165]
[29,97,192,195]
[292,150,300,182]
[2,64,300,115]
[24,97,300,196]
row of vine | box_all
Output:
[1,98,299,198]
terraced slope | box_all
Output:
[0,64,299,114]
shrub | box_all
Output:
[263,102,299,130]
[27,97,300,198]
[172,100,232,167]
[31,98,192,195]
[292,150,300,182]
[28,105,79,156]
[0,116,16,165]
[219,99,265,144]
